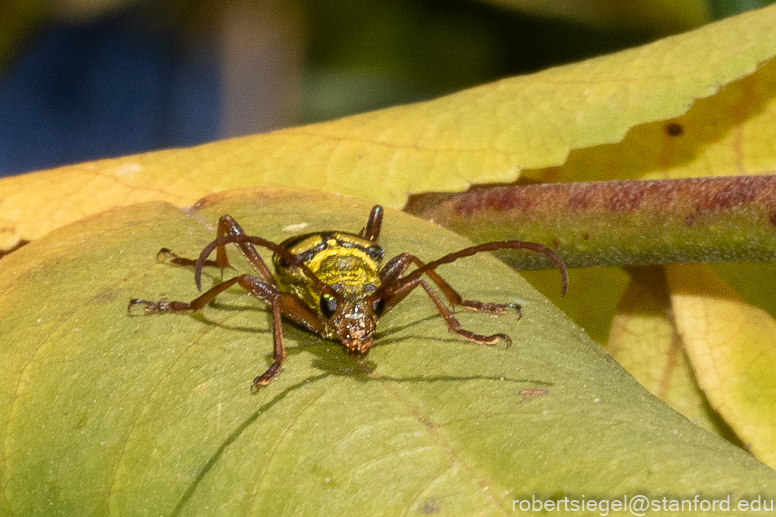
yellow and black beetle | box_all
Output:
[129,206,568,391]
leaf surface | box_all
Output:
[666,264,776,469]
[1,188,774,515]
[606,267,740,442]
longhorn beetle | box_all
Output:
[129,206,568,391]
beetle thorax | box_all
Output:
[274,231,385,352]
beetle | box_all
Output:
[129,205,568,391]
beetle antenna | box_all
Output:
[381,241,568,298]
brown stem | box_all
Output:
[405,175,776,269]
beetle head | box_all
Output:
[320,287,385,354]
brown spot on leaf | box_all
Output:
[94,288,121,304]
[666,122,683,136]
[421,499,441,514]
[519,388,548,396]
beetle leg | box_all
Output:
[215,215,275,282]
[379,253,519,317]
[376,241,567,319]
[129,273,328,389]
[251,289,330,390]
[252,301,285,389]
[417,279,512,346]
[153,215,275,283]
[380,275,511,347]
[358,205,384,242]
[128,274,256,313]
[153,215,242,269]
[156,248,222,269]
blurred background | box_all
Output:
[0,0,773,177]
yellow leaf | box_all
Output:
[521,266,629,346]
[3,5,776,249]
[607,267,740,442]
[666,263,776,468]
[523,30,776,183]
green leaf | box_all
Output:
[1,188,773,515]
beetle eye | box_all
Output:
[320,294,338,318]
[372,298,385,317]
